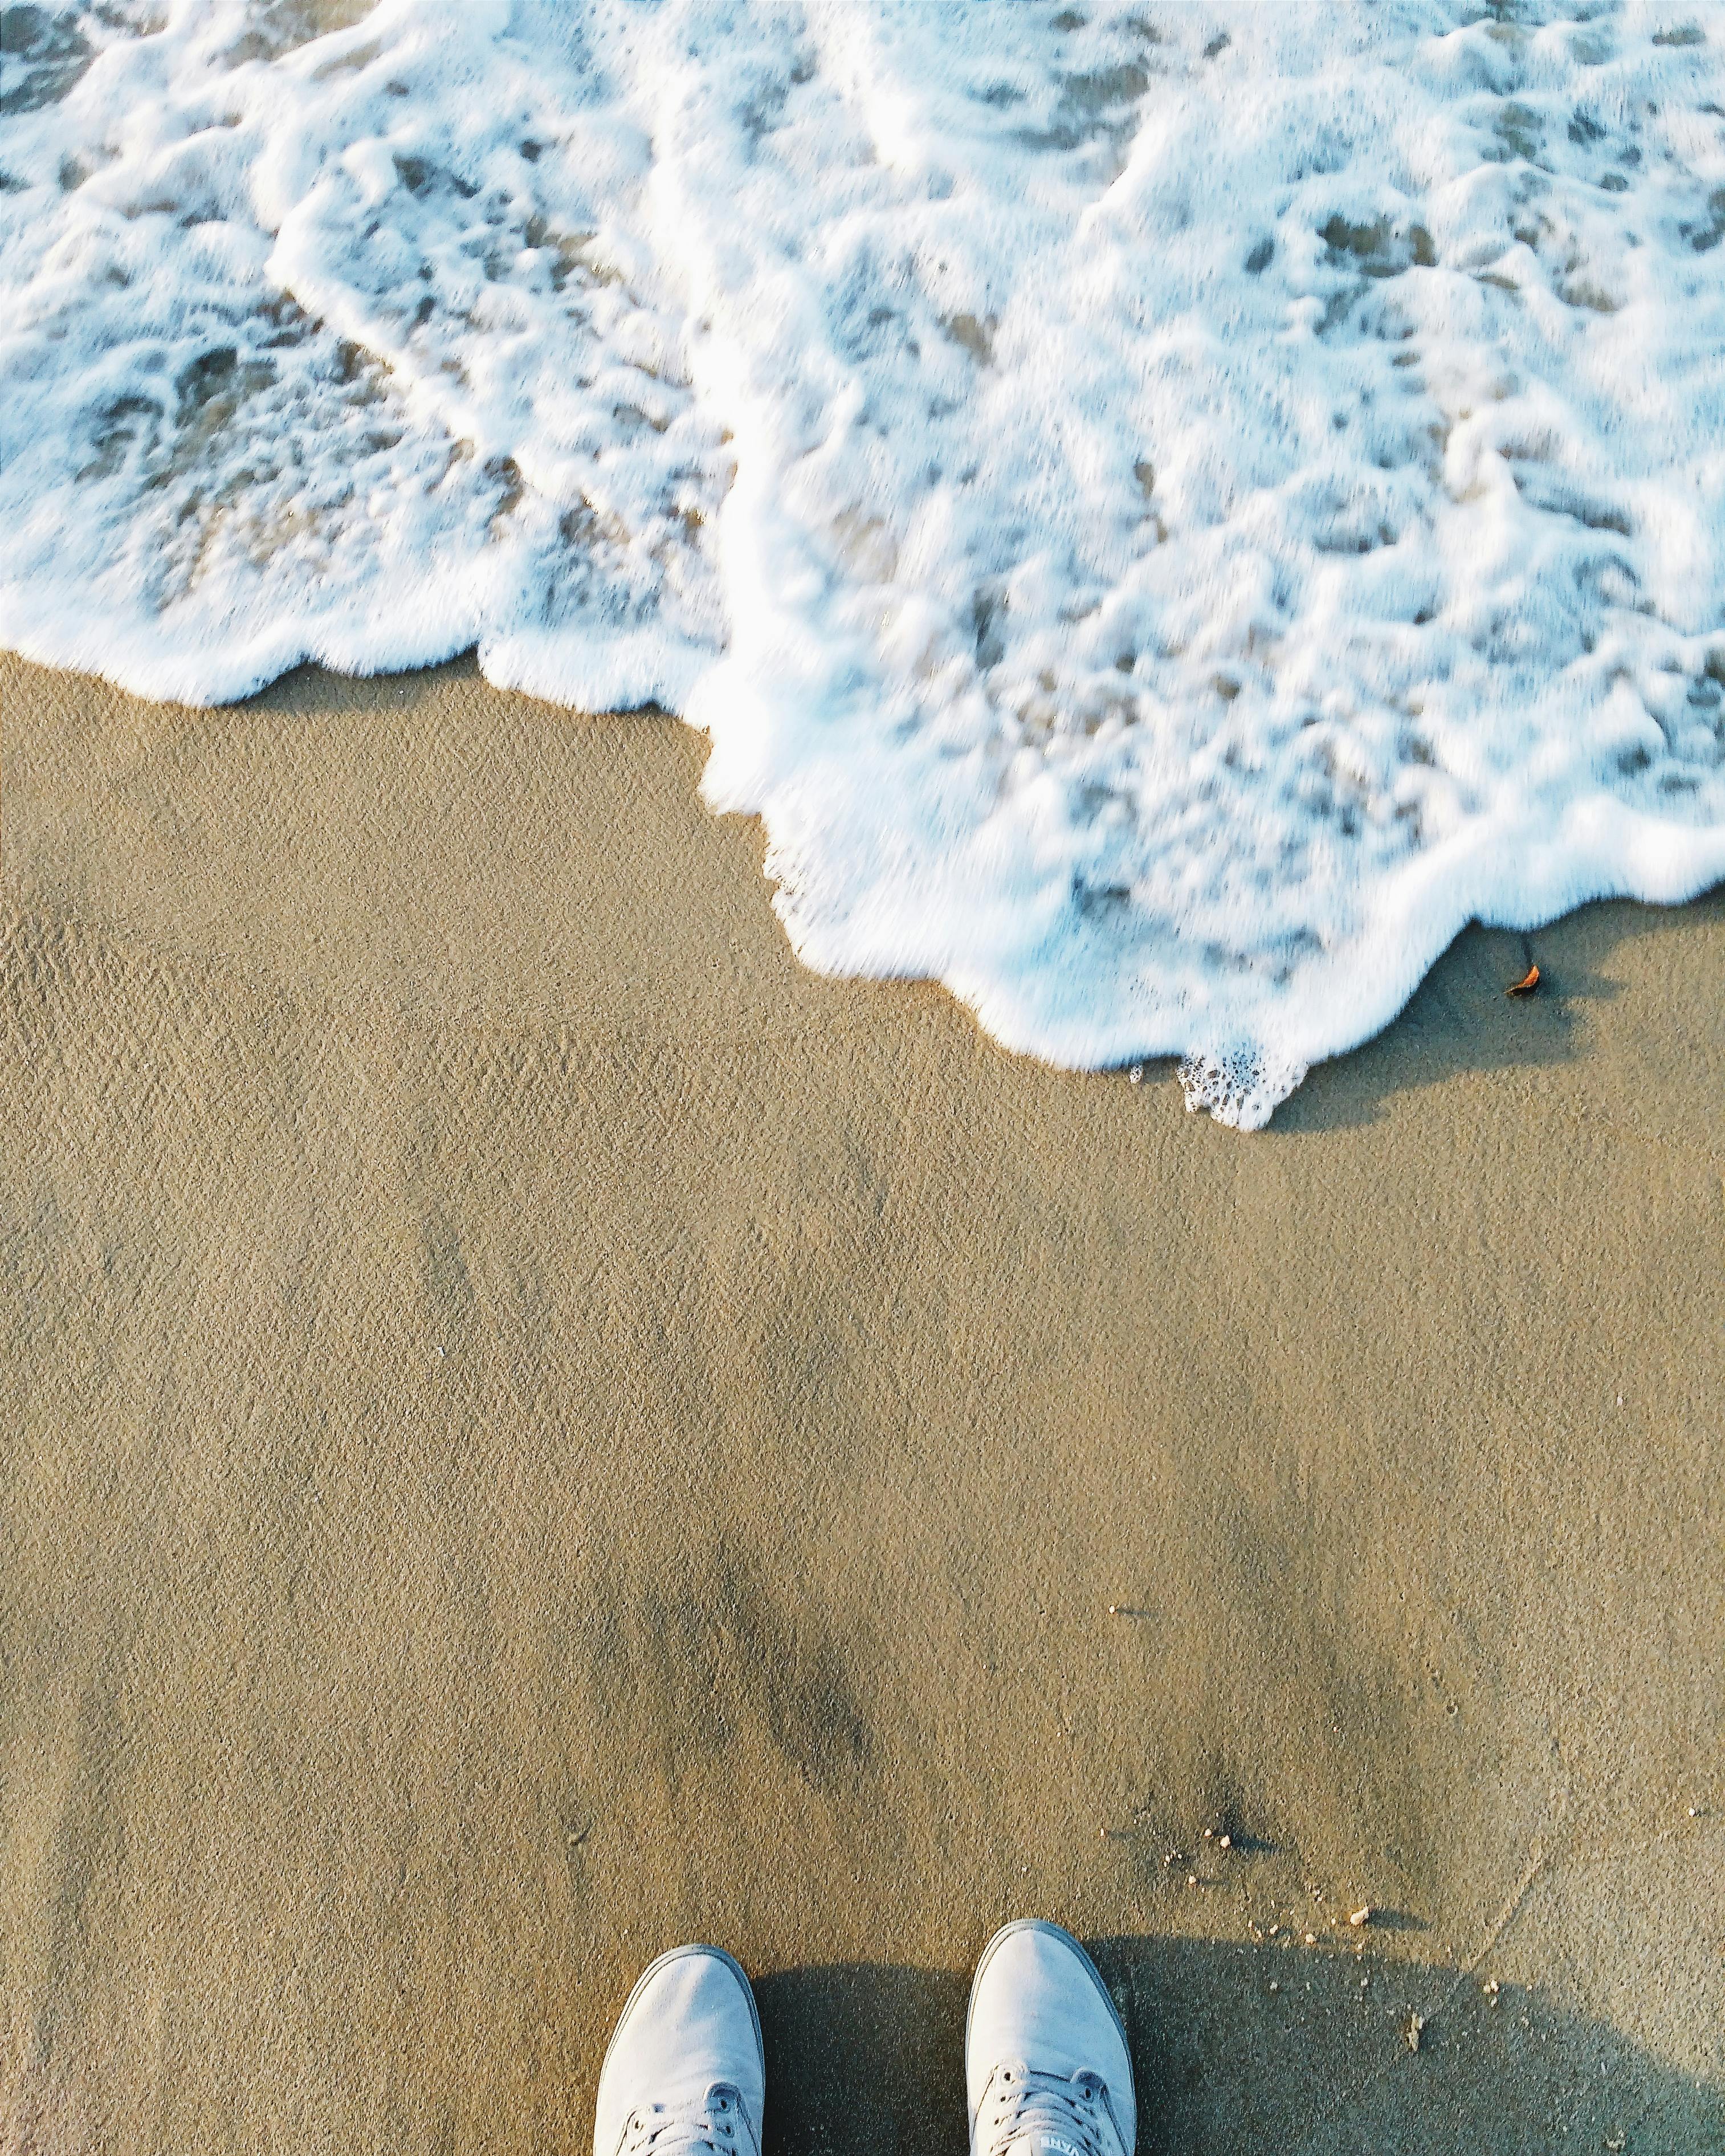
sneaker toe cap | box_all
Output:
[967,1922,1135,2149]
[595,1946,764,2156]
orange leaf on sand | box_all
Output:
[1506,964,1540,997]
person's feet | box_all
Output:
[594,1945,765,2156]
[593,1920,1131,2156]
[967,1921,1136,2156]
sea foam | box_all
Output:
[5,1,1725,1123]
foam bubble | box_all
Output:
[5,2,1724,1123]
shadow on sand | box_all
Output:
[1255,887,1725,1134]
[756,1937,1722,2156]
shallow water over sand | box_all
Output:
[5,3,1725,1120]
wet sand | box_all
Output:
[3,650,1722,2153]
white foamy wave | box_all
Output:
[5,1,1725,1123]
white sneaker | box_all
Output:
[594,1945,765,2156]
[967,1921,1136,2156]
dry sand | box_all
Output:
[3,649,1723,2154]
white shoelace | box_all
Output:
[619,2085,753,2156]
[974,2066,1122,2156]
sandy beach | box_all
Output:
[3,647,1723,2153]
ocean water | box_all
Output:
[5,2,1725,1124]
